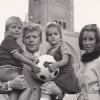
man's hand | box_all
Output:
[10,75,28,90]
[41,81,62,96]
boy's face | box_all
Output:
[23,30,41,54]
[7,23,22,39]
[47,26,61,46]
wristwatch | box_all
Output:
[56,91,64,99]
[7,81,12,91]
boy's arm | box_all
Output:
[12,50,40,72]
[49,54,69,72]
[23,52,38,61]
[54,54,69,68]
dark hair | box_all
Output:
[46,22,62,41]
[22,23,42,41]
[79,24,100,50]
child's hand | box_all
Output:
[29,55,38,61]
[31,70,38,79]
[34,58,40,64]
[31,64,40,79]
[48,62,58,72]
[31,63,40,74]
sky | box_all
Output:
[0,0,100,43]
[0,0,28,43]
[74,0,100,32]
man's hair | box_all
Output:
[22,23,42,41]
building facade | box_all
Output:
[25,1,81,99]
[28,0,74,31]
[27,0,80,69]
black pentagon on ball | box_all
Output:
[43,61,52,68]
[40,75,46,80]
[54,70,59,76]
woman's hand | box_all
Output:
[40,81,62,96]
[10,75,28,90]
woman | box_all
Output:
[77,24,100,100]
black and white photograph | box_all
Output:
[0,0,100,100]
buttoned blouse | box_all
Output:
[78,56,100,93]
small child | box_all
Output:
[0,16,40,100]
[41,22,80,100]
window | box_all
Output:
[37,21,41,24]
[63,22,66,29]
[59,21,61,26]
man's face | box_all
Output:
[23,30,41,53]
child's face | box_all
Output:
[47,26,61,46]
[23,30,41,53]
[7,23,22,39]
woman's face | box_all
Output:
[82,31,96,53]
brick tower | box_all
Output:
[28,0,74,31]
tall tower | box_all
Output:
[28,0,74,31]
[28,0,80,77]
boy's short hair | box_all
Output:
[5,16,23,31]
[22,23,42,41]
[46,22,62,41]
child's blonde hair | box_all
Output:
[22,23,42,41]
[46,22,62,41]
[5,16,23,31]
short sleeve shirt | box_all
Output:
[47,41,72,57]
[47,41,78,73]
[0,36,23,67]
[60,42,72,55]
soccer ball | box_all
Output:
[35,55,59,82]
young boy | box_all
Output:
[0,16,40,100]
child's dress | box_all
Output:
[47,41,80,94]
